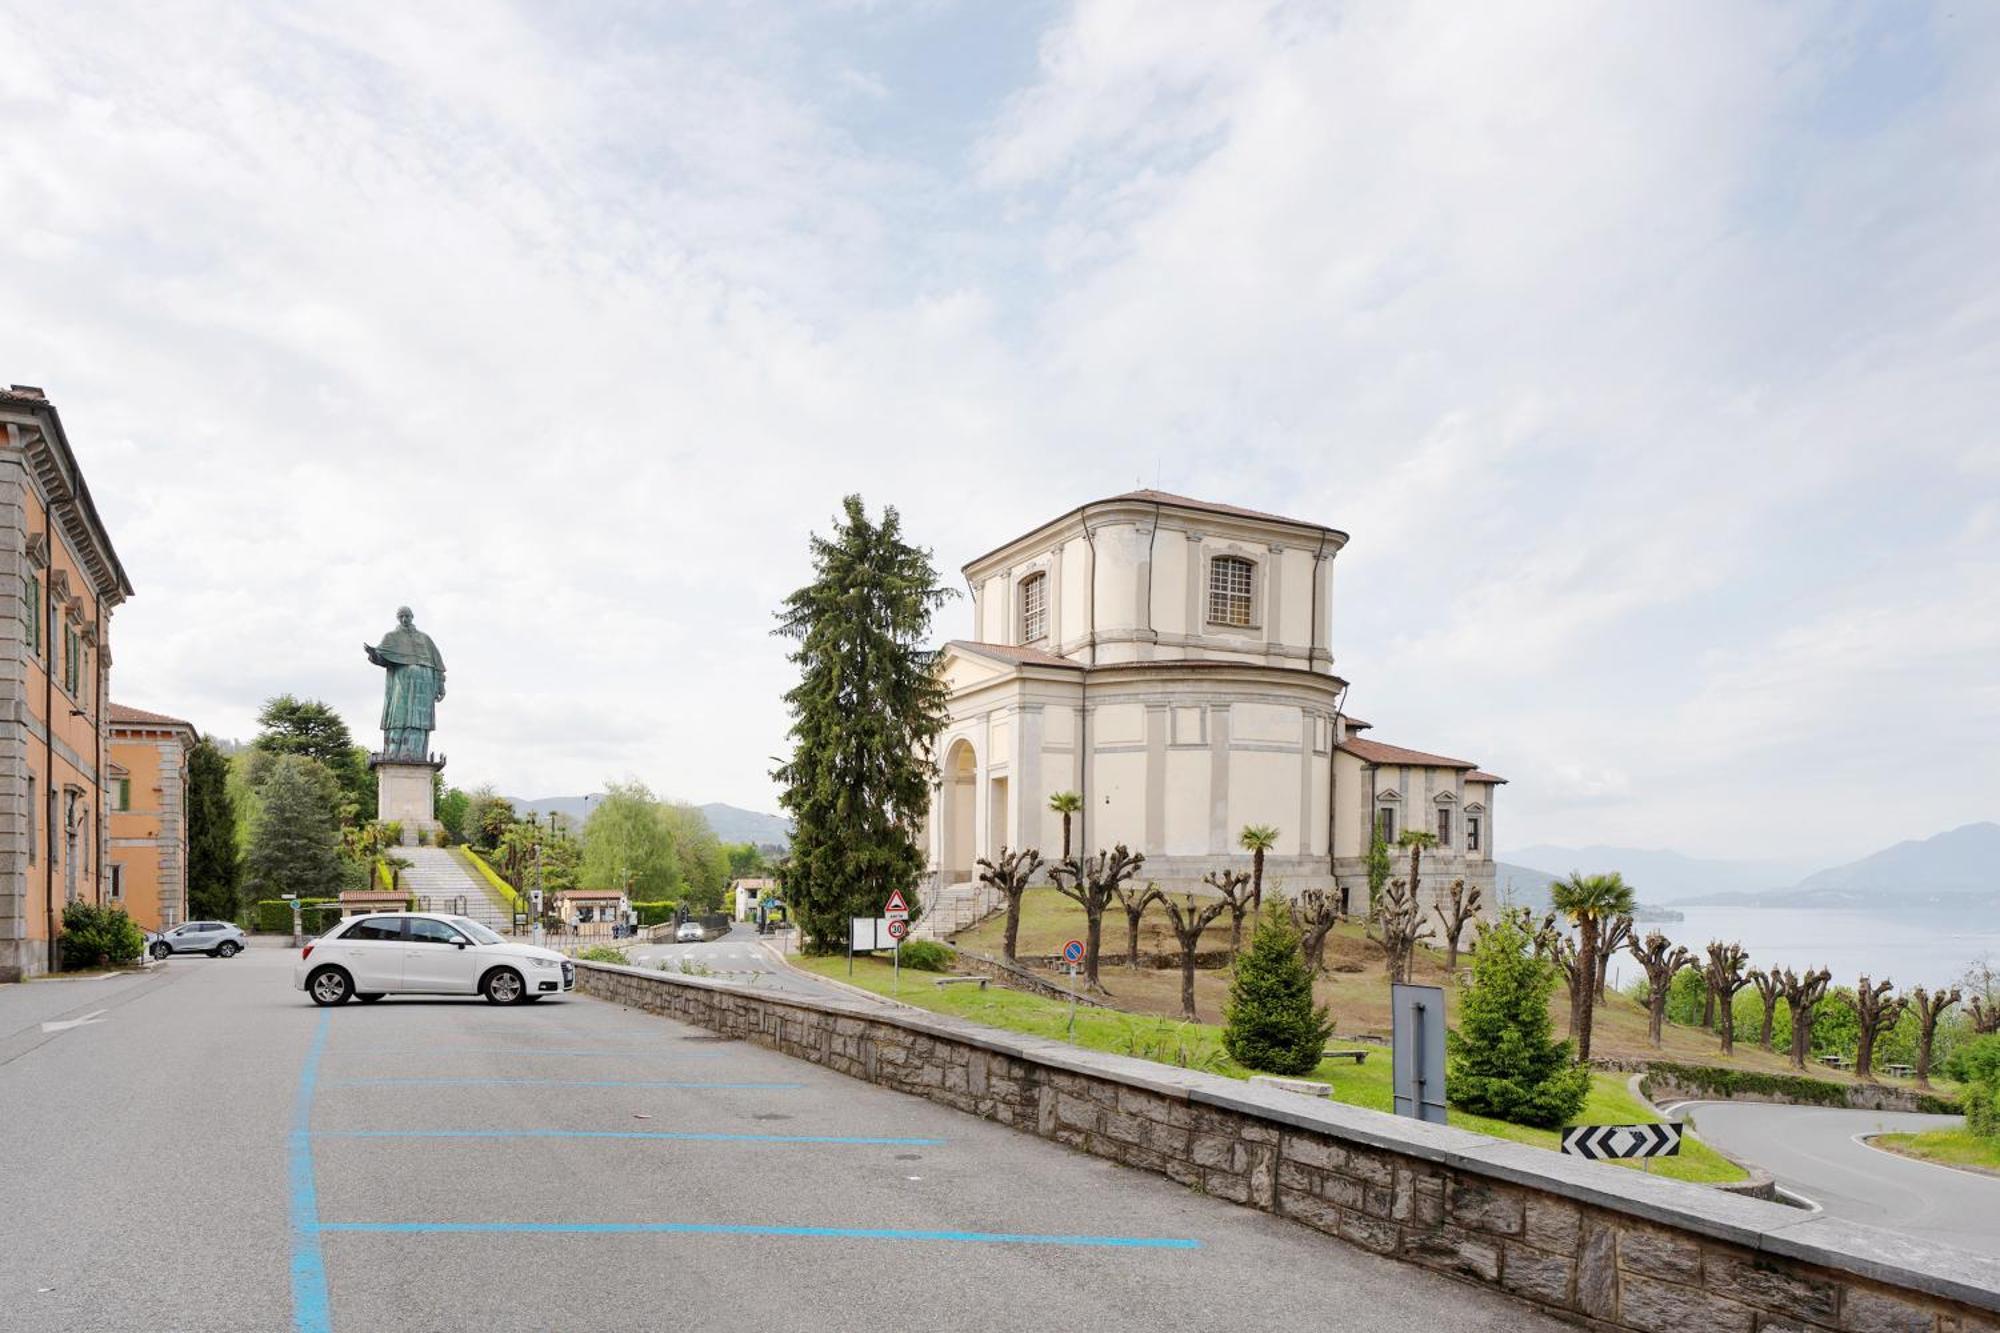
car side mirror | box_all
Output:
[454,940,468,949]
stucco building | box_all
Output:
[0,386,134,980]
[107,703,197,934]
[925,491,1502,924]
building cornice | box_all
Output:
[963,493,1349,581]
[1,397,134,606]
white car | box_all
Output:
[294,912,573,1006]
[675,920,705,943]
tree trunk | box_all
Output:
[1855,1027,1876,1081]
[1083,909,1103,991]
[1758,997,1776,1051]
[1917,1029,1936,1088]
[1003,892,1023,963]
[1787,1006,1808,1070]
[1648,988,1667,1047]
[1061,815,1071,861]
[1229,905,1245,964]
[1125,911,1142,971]
[1180,949,1198,1022]
[1574,923,1599,1061]
[1251,849,1265,913]
[1702,985,1716,1029]
[1718,998,1736,1055]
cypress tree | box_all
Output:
[1223,903,1333,1075]
[1448,915,1591,1128]
[773,496,950,952]
[243,755,351,901]
[185,737,241,918]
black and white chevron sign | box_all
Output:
[1560,1122,1682,1160]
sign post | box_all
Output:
[1391,982,1448,1124]
[885,889,911,995]
[1062,938,1085,1039]
[283,893,301,949]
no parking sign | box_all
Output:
[1062,939,1084,966]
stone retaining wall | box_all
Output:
[576,962,2000,1332]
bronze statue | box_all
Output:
[365,607,445,762]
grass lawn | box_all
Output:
[799,953,1746,1185]
[1872,1130,2000,1176]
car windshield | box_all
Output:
[451,918,503,945]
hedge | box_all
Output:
[253,899,343,934]
[633,901,683,927]
[1641,1061,1963,1116]
[454,847,527,916]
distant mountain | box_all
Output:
[1675,822,2000,910]
[511,795,790,849]
[1504,844,1812,903]
[1494,863,1682,921]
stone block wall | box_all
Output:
[576,962,2000,1332]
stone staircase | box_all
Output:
[913,879,1003,941]
[399,847,514,934]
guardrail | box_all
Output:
[573,960,2000,1331]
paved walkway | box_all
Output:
[0,940,1565,1331]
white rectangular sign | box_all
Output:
[850,917,895,952]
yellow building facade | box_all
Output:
[0,386,134,980]
[107,704,196,935]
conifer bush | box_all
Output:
[1222,903,1332,1075]
[1448,915,1591,1128]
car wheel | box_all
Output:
[356,992,385,1004]
[150,942,171,960]
[482,967,526,1005]
[216,941,240,958]
[307,967,353,1006]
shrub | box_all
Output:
[575,945,628,964]
[1637,1061,1963,1116]
[896,939,954,972]
[633,901,682,927]
[59,901,144,969]
[252,898,344,934]
[1448,915,1591,1128]
[1943,1033,2000,1087]
[1967,1080,2000,1139]
[1222,903,1332,1075]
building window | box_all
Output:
[1436,807,1451,846]
[21,573,39,655]
[1467,815,1482,853]
[48,787,59,866]
[114,777,131,812]
[1020,572,1048,643]
[1208,555,1255,627]
[27,774,35,865]
[109,864,124,900]
[63,625,79,694]
[1375,806,1396,843]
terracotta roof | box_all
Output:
[1338,737,1478,770]
[1467,770,1508,784]
[561,888,625,899]
[966,490,1347,571]
[108,702,196,731]
[1339,714,1370,732]
[947,640,1081,669]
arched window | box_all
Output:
[1020,572,1048,643]
[1208,555,1255,627]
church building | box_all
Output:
[925,491,1502,922]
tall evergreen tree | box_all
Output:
[243,755,352,901]
[253,694,374,822]
[1223,902,1332,1075]
[185,737,241,918]
[774,496,950,952]
[1449,914,1591,1128]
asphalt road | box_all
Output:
[626,923,864,1003]
[0,939,1564,1332]
[1662,1099,2000,1256]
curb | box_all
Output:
[754,937,915,1011]
[1628,1073,1778,1199]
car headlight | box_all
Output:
[529,957,557,968]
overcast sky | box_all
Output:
[5,2,1995,864]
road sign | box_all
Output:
[1391,983,1448,1125]
[1561,1123,1682,1160]
[885,888,910,921]
[1061,939,1085,966]
[887,919,909,941]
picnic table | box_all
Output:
[1884,1063,1915,1079]
[1816,1053,1850,1069]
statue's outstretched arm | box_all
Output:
[364,644,383,666]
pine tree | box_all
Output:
[185,737,241,918]
[1448,915,1591,1128]
[774,496,951,952]
[243,755,352,901]
[1223,903,1332,1075]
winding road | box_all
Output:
[1661,1099,2000,1257]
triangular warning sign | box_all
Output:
[885,889,910,914]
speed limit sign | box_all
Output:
[887,918,909,941]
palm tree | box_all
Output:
[1048,791,1082,861]
[1394,829,1438,914]
[1239,824,1279,912]
[1547,871,1635,1061]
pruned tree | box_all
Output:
[1047,791,1081,860]
[1970,996,2000,1037]
[975,846,1044,964]
[1548,872,1635,1062]
[1047,845,1145,992]
[1627,931,1695,1047]
[1113,879,1164,971]
[1851,976,1908,1082]
[1370,877,1435,985]
[1395,829,1438,917]
[1597,914,1635,1001]
[1159,886,1237,1021]
[1909,986,1961,1088]
[1749,969,1783,1051]
[1553,935,1585,1038]
[1239,824,1279,913]
[1207,867,1254,963]
[1780,967,1835,1071]
[1704,942,1753,1055]
[1288,887,1340,973]
[1438,878,1483,974]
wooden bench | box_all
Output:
[1321,1049,1371,1065]
[1817,1053,1850,1069]
[933,975,989,990]
[1884,1063,1915,1079]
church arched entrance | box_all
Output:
[940,739,977,884]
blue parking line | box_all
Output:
[327,1078,802,1089]
[317,1221,1200,1249]
[314,1129,942,1146]
[290,1011,333,1333]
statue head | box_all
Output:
[396,606,414,627]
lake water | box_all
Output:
[1593,907,2000,993]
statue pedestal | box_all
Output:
[372,754,443,846]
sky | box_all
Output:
[3,1,1995,865]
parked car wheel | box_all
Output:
[481,967,526,1005]
[356,992,385,1003]
[307,967,353,1006]
[215,941,240,958]
[150,941,171,960]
